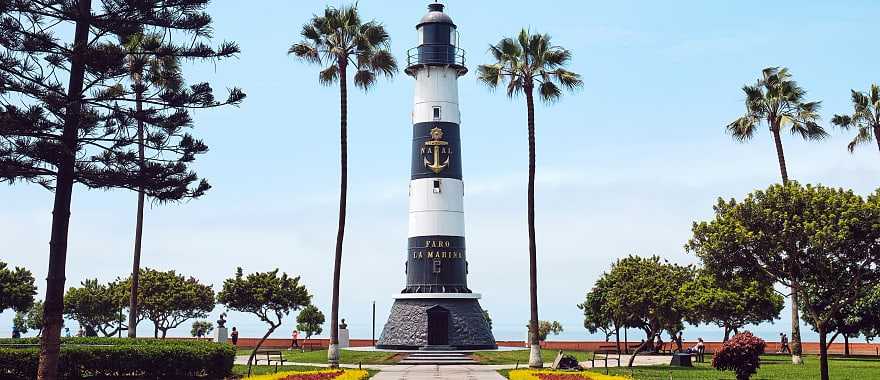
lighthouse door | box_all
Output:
[426,306,450,346]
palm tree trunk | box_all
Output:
[38,1,91,378]
[524,83,541,369]
[328,59,348,369]
[128,84,145,339]
[874,125,880,153]
[771,126,803,364]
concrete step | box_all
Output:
[399,352,476,365]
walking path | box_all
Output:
[234,354,674,379]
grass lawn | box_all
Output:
[473,349,593,365]
[496,355,880,380]
[232,364,379,378]
[237,348,400,365]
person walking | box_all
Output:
[779,333,790,354]
[290,330,300,350]
[231,327,239,346]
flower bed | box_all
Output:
[248,369,370,380]
[508,369,630,380]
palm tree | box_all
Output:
[120,33,182,339]
[477,29,582,369]
[832,84,880,154]
[725,66,827,364]
[289,5,396,368]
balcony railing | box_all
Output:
[405,45,467,74]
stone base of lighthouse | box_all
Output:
[376,294,496,350]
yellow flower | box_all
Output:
[508,369,631,380]
[247,369,370,380]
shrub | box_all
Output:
[712,331,766,380]
[0,337,234,379]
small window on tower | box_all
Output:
[433,179,441,193]
[432,260,442,273]
[433,106,441,121]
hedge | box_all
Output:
[0,337,235,379]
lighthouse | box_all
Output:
[376,3,496,350]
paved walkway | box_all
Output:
[370,364,506,380]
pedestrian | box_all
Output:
[779,333,790,354]
[290,330,300,350]
[231,327,239,346]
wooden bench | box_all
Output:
[254,349,286,372]
[301,341,321,352]
[592,344,622,368]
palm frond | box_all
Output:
[543,48,571,69]
[289,43,321,64]
[789,121,828,141]
[318,64,338,86]
[364,49,397,77]
[831,115,853,129]
[538,81,561,103]
[551,68,583,90]
[506,76,523,98]
[477,64,504,89]
[846,126,874,152]
[726,116,758,142]
[353,69,376,90]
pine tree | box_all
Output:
[0,1,244,378]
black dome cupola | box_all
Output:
[405,2,467,76]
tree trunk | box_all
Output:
[723,325,730,342]
[624,327,628,354]
[844,334,850,357]
[328,59,348,369]
[818,323,829,380]
[773,126,804,364]
[615,325,620,353]
[874,125,880,153]
[826,331,840,349]
[524,83,541,369]
[128,82,145,339]
[627,339,650,367]
[37,1,91,379]
[247,325,278,377]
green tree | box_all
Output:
[296,305,325,340]
[12,312,27,338]
[527,320,563,342]
[0,261,36,313]
[482,309,493,331]
[0,2,243,377]
[288,5,397,367]
[688,183,880,380]
[832,84,880,153]
[26,301,45,337]
[725,67,826,364]
[681,271,784,341]
[132,269,215,339]
[190,320,214,338]
[578,274,639,352]
[597,255,693,366]
[218,268,311,376]
[477,29,582,369]
[63,279,129,337]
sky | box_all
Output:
[2,0,879,343]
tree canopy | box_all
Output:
[681,270,784,341]
[688,182,880,380]
[63,279,128,337]
[0,261,37,313]
[218,267,311,375]
[296,305,325,340]
[125,268,215,338]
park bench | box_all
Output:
[591,344,622,368]
[254,349,286,372]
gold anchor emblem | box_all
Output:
[423,127,450,174]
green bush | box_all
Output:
[0,337,234,379]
